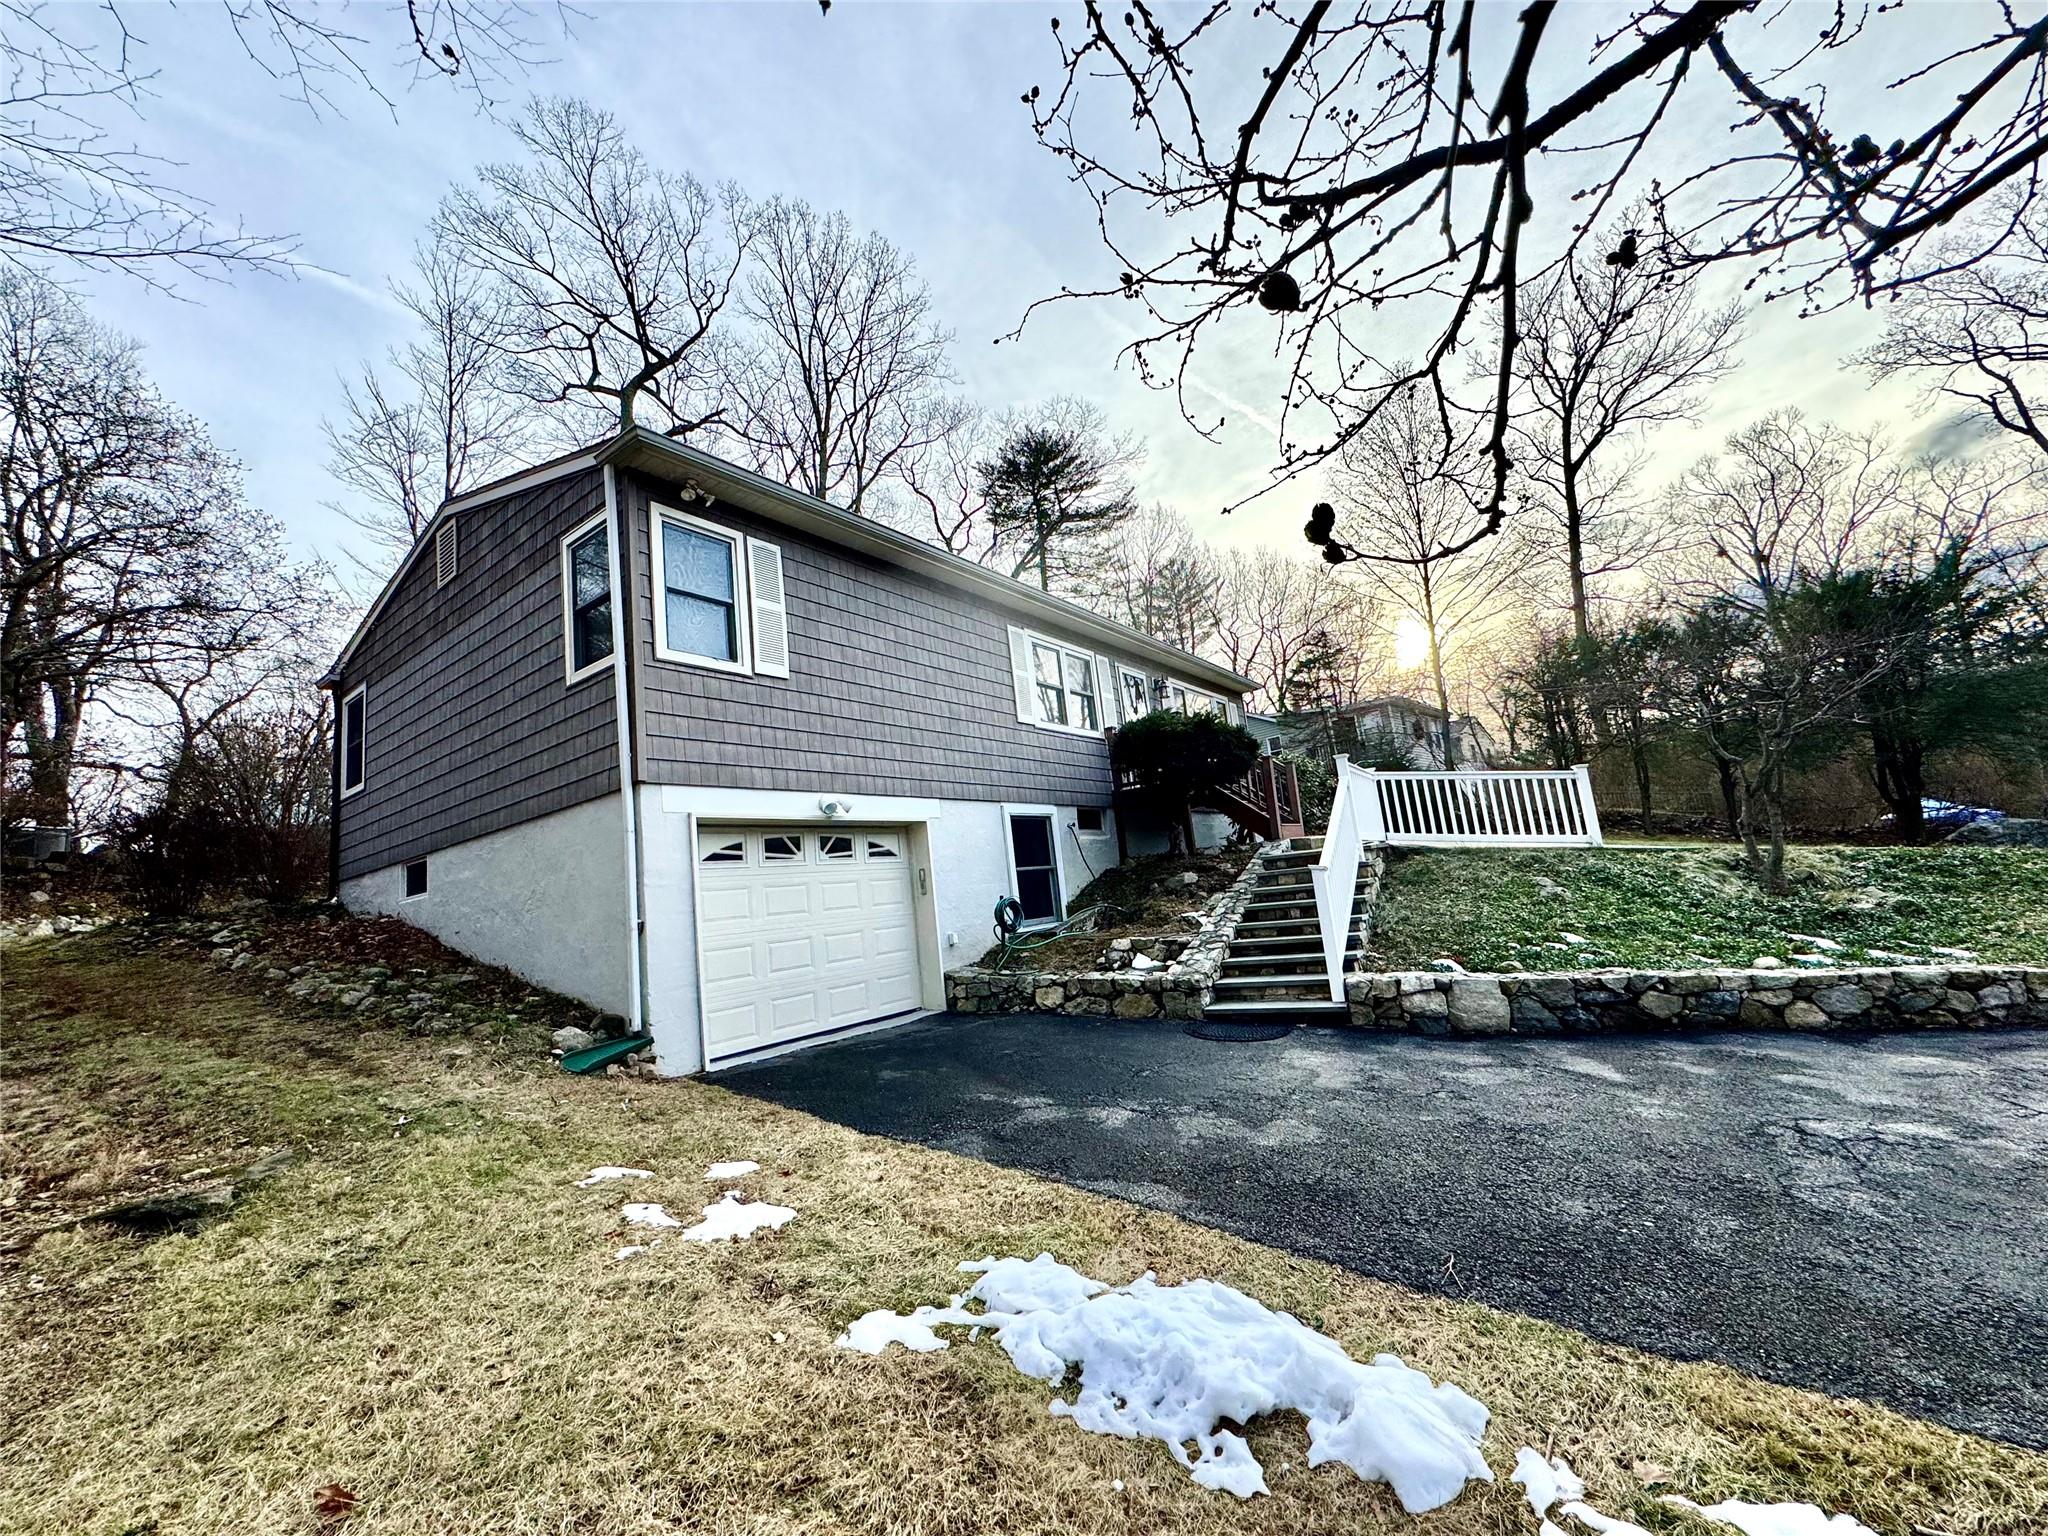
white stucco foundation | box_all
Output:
[340,794,630,1018]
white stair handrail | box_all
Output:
[1310,755,1370,1003]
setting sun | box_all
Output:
[1393,615,1432,671]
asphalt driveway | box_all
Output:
[723,1014,2048,1448]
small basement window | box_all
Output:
[435,520,458,588]
[403,859,428,899]
[1076,807,1105,833]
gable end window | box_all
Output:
[651,505,790,678]
[434,520,458,588]
[1006,626,1106,737]
[560,513,615,683]
[339,685,366,797]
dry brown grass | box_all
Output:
[3,935,2043,1536]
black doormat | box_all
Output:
[1185,1019,1295,1043]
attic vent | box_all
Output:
[434,520,458,588]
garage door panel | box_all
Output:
[696,823,922,1063]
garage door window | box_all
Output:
[699,832,745,864]
[1007,813,1061,926]
[865,833,901,860]
[763,833,803,862]
[819,833,854,860]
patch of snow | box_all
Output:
[576,1166,653,1187]
[1662,1495,1877,1536]
[1129,952,1162,972]
[1862,950,1926,964]
[1111,1479,1124,1492]
[838,1308,955,1354]
[703,1160,761,1180]
[1559,932,1589,945]
[1789,953,1834,967]
[1429,958,1467,973]
[840,1253,1491,1511]
[1784,933,1841,951]
[679,1190,797,1243]
[1512,1448,1585,1517]
[622,1202,683,1228]
[1560,1501,1655,1536]
[1930,945,1978,960]
[614,1244,652,1260]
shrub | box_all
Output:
[1112,710,1261,851]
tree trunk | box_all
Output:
[1760,767,1790,896]
[1562,464,1591,645]
[1713,756,1742,842]
[1870,727,1926,845]
[1630,720,1653,837]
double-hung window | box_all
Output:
[560,513,615,683]
[1117,666,1150,723]
[1009,626,1102,735]
[649,505,791,678]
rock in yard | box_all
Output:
[552,1025,598,1054]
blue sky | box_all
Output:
[68,1,1954,581]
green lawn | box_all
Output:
[1367,845,2048,973]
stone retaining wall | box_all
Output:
[1346,964,2048,1036]
[945,843,1276,1020]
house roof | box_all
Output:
[1340,695,1451,720]
[324,427,1255,695]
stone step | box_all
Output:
[1204,998,1349,1020]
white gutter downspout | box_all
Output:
[602,464,647,1042]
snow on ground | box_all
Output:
[679,1191,797,1242]
[1784,933,1842,951]
[1558,1500,1653,1536]
[1663,1495,1877,1536]
[622,1203,683,1228]
[704,1160,761,1180]
[1511,1448,1584,1517]
[837,1308,954,1354]
[575,1166,653,1187]
[838,1253,1491,1511]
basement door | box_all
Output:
[695,824,922,1065]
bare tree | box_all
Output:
[0,275,330,825]
[1668,411,1909,597]
[0,0,555,283]
[1207,548,1384,712]
[1325,384,1527,763]
[722,199,970,513]
[1021,3,2048,555]
[886,408,1002,559]
[1860,194,2048,458]
[438,97,756,436]
[323,239,534,567]
[1511,239,1742,639]
[976,397,1142,591]
[1087,504,1219,654]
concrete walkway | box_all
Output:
[724,1014,2048,1448]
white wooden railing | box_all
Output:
[1359,764,1603,847]
[1308,761,1603,1000]
[1309,754,1369,1002]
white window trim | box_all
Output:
[338,683,366,799]
[559,510,616,686]
[1001,803,1066,931]
[1013,625,1106,738]
[651,504,753,675]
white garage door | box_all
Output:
[695,824,922,1064]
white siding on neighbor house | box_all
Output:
[340,794,630,1018]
